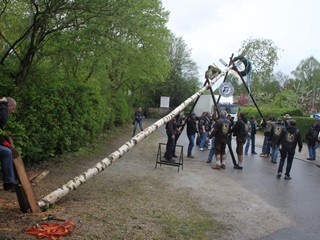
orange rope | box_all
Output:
[22,222,75,240]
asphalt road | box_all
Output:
[170,125,320,240]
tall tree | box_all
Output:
[291,56,320,110]
[237,37,280,105]
[151,33,200,108]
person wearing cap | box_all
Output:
[276,119,302,180]
[186,112,199,158]
[231,112,248,169]
[0,97,17,192]
[283,114,291,127]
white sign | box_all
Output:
[219,82,234,97]
[160,96,170,108]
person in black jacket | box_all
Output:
[163,118,176,161]
[305,121,320,161]
[231,112,248,169]
[269,119,285,164]
[186,112,199,158]
[276,119,303,180]
[208,110,231,169]
[0,97,17,192]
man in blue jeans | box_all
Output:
[0,97,17,192]
[245,116,258,155]
[186,113,199,158]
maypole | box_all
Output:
[38,63,236,210]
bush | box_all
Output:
[239,106,316,142]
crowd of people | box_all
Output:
[161,110,315,180]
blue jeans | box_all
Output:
[245,134,256,154]
[187,134,195,156]
[271,144,279,163]
[200,131,209,149]
[208,137,215,161]
[262,136,270,154]
[0,145,14,184]
[132,119,143,136]
[308,144,316,160]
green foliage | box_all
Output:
[270,89,300,108]
[14,71,112,161]
[0,0,172,162]
[239,106,303,122]
[149,33,200,108]
[294,117,318,142]
[111,91,132,126]
[240,106,314,141]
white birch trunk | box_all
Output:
[38,65,233,209]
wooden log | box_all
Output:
[14,156,40,213]
[31,170,49,184]
[37,64,235,209]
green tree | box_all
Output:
[151,34,200,108]
[237,37,281,106]
[291,56,320,111]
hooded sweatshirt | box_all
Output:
[277,125,302,151]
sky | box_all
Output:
[161,0,320,79]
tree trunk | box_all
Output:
[37,65,233,210]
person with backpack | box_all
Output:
[305,120,320,161]
[276,119,302,180]
[260,117,275,158]
[231,112,248,170]
[269,119,285,164]
[207,111,231,169]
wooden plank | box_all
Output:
[31,170,49,184]
[28,172,39,181]
[13,156,40,213]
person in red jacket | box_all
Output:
[0,97,17,191]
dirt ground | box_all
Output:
[0,119,294,240]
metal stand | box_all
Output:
[155,143,183,172]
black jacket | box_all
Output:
[186,117,198,135]
[277,126,302,151]
[232,119,248,139]
[0,101,9,144]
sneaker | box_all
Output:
[187,155,195,158]
[284,175,292,180]
[277,173,281,178]
[221,164,226,169]
[200,148,204,151]
[307,158,315,161]
[252,152,257,154]
[260,154,268,158]
[3,183,15,192]
[234,165,243,170]
[272,161,277,164]
[172,155,178,158]
[211,165,221,170]
[206,160,211,163]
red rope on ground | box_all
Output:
[22,222,75,240]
